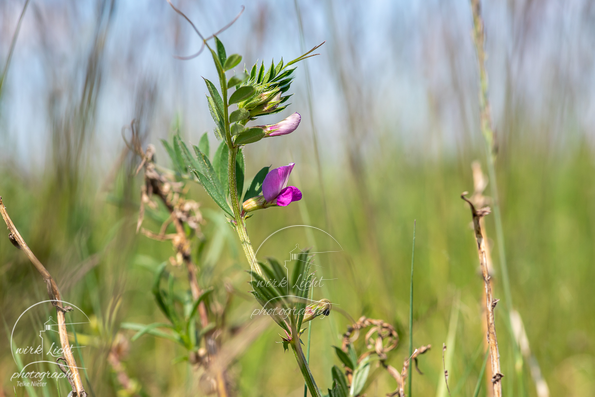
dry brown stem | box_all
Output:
[397,345,431,397]
[471,160,495,394]
[0,197,86,396]
[461,192,503,396]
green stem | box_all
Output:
[227,147,261,275]
[408,220,416,397]
[291,336,322,397]
[214,49,261,277]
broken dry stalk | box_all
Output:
[0,197,87,397]
[398,345,431,397]
[461,192,503,396]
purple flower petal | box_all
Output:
[264,113,301,137]
[276,186,302,206]
[263,163,295,202]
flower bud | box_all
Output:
[258,113,301,138]
[302,299,332,323]
[242,195,267,213]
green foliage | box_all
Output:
[121,264,214,352]
[243,166,270,201]
[228,72,249,89]
[233,127,265,145]
[333,346,355,370]
[224,54,242,71]
[248,251,314,335]
[174,135,233,216]
[198,132,210,157]
[325,366,349,397]
[214,36,227,66]
[350,356,371,396]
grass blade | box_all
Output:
[408,220,417,397]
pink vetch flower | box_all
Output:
[258,112,301,137]
[242,163,302,213]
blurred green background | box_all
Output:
[1,0,594,396]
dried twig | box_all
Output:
[471,160,495,394]
[398,345,431,397]
[461,192,503,396]
[0,197,86,396]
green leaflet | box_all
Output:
[243,166,270,201]
[174,135,232,217]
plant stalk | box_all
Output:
[462,194,503,396]
[291,336,322,397]
[227,147,261,276]
[0,197,86,397]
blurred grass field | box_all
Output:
[1,1,595,396]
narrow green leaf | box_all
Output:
[208,47,226,94]
[212,142,229,197]
[207,96,225,139]
[257,61,265,83]
[250,63,257,80]
[223,54,242,71]
[331,366,349,397]
[269,258,288,287]
[350,356,371,396]
[347,344,358,368]
[233,128,265,145]
[251,270,281,308]
[131,322,175,342]
[272,67,295,82]
[198,323,216,338]
[275,58,284,75]
[186,288,214,323]
[333,346,355,370]
[152,263,172,321]
[167,272,182,328]
[228,72,249,88]
[264,105,288,116]
[257,263,287,302]
[472,350,490,397]
[172,355,189,365]
[213,126,224,141]
[263,59,275,84]
[161,139,185,174]
[243,166,270,201]
[214,36,226,66]
[230,108,250,123]
[121,322,180,343]
[203,78,223,115]
[279,81,293,94]
[236,148,245,199]
[199,133,210,158]
[229,86,255,105]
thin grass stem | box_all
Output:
[408,220,417,397]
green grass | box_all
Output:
[1,135,593,396]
